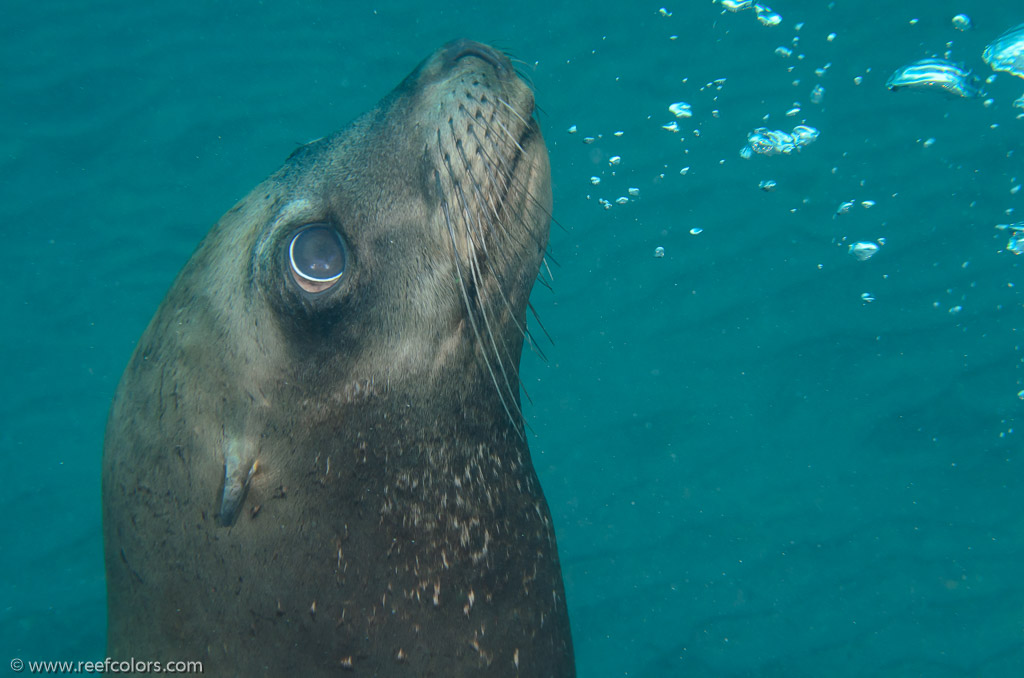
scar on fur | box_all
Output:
[218,437,258,526]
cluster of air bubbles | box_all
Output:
[596,188,641,210]
[567,125,597,144]
[754,4,782,26]
[566,124,642,211]
[884,20,1024,109]
[996,222,1024,255]
[714,0,782,26]
[567,125,596,144]
[595,185,641,210]
[703,77,728,92]
[661,102,694,133]
[835,199,876,216]
[740,125,819,158]
[565,12,1024,274]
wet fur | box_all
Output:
[102,41,573,676]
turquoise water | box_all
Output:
[4,1,1024,675]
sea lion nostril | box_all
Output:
[445,39,507,71]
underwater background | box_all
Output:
[4,0,1024,675]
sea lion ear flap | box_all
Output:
[217,437,258,527]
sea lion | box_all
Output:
[102,39,574,676]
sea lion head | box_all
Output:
[194,39,551,433]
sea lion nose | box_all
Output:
[443,39,509,72]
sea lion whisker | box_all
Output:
[478,250,532,346]
[456,104,510,216]
[456,136,504,227]
[451,139,528,300]
[462,110,516,223]
[444,143,521,337]
[519,315,549,363]
[519,378,535,406]
[465,123,550,258]
[510,65,536,92]
[527,300,554,349]
[444,157,529,386]
[452,177,537,368]
[522,334,547,362]
[437,130,475,244]
[445,165,527,426]
[436,168,523,438]
[466,263,539,427]
[532,255,559,291]
[450,133,503,264]
[492,114,527,156]
[549,213,567,233]
[498,97,532,131]
[467,120,557,249]
[473,114,517,187]
[534,254,555,288]
[446,131,542,358]
[543,254,560,276]
[465,125,517,228]
[464,243,524,425]
[453,177,491,262]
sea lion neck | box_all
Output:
[281,362,528,443]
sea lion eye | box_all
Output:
[288,224,346,293]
